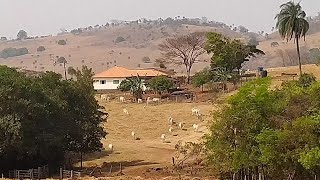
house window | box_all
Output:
[113,80,120,84]
[100,80,106,84]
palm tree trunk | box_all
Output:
[296,35,302,76]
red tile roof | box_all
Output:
[93,66,168,78]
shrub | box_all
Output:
[159,62,167,69]
[37,46,46,52]
[57,40,67,45]
[142,56,151,63]
[0,47,29,59]
[149,75,175,94]
[115,36,126,43]
[298,73,316,87]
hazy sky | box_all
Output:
[0,0,319,38]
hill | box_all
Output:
[0,17,259,76]
[0,16,320,76]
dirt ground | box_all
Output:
[77,99,215,178]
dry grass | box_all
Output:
[77,100,214,176]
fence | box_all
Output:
[60,168,81,179]
[9,165,49,179]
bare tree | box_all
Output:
[159,32,206,84]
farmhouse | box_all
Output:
[93,66,169,90]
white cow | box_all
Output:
[123,108,129,115]
[108,144,113,152]
[101,94,108,101]
[193,124,199,132]
[161,134,166,142]
[168,117,173,125]
[169,127,173,134]
[192,108,200,116]
[131,131,136,140]
[119,96,125,102]
[153,98,160,103]
[178,122,183,129]
[146,97,153,105]
[137,99,143,104]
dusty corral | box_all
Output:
[78,100,214,178]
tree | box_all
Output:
[17,30,27,40]
[149,75,175,94]
[275,1,309,76]
[0,66,107,170]
[142,56,151,63]
[205,32,264,73]
[37,46,46,52]
[248,36,259,46]
[159,32,206,84]
[192,68,210,92]
[57,40,67,45]
[238,26,249,33]
[118,76,144,100]
[57,57,68,80]
[115,36,126,43]
[205,77,320,179]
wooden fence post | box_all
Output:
[17,170,20,179]
[109,165,113,174]
[30,169,34,180]
[38,167,41,179]
[60,168,63,180]
[71,170,74,179]
[120,163,122,173]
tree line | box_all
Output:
[0,66,107,172]
[204,1,314,179]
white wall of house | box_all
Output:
[93,78,126,90]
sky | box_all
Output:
[0,0,319,38]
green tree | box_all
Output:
[192,68,210,92]
[149,75,175,94]
[0,65,107,170]
[275,1,309,76]
[205,32,264,73]
[118,76,144,100]
[17,30,27,40]
[205,76,320,179]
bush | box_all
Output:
[298,73,316,87]
[37,46,46,52]
[142,56,151,63]
[115,36,126,43]
[149,75,175,94]
[0,47,29,59]
[192,68,211,92]
[159,62,167,69]
[57,40,67,45]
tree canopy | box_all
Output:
[118,76,144,100]
[205,75,320,179]
[17,30,27,40]
[149,75,175,94]
[205,32,264,73]
[0,66,106,171]
[192,68,211,92]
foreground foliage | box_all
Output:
[0,66,107,171]
[205,76,320,179]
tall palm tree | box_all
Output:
[275,1,309,76]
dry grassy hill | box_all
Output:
[1,18,320,76]
[0,22,254,77]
